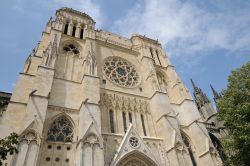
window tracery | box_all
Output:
[47,116,73,143]
[63,44,79,54]
[129,136,139,148]
[103,57,140,87]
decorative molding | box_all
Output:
[100,92,149,113]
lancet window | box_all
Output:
[122,112,127,132]
[47,116,73,143]
[80,28,84,39]
[109,110,115,133]
[141,114,147,136]
[72,25,76,37]
[129,112,132,123]
[64,22,69,34]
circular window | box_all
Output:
[55,157,60,162]
[46,157,50,162]
[103,57,140,88]
[129,136,139,148]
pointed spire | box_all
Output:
[190,78,201,94]
[190,79,210,104]
[210,84,222,103]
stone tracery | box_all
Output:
[103,57,140,87]
[47,116,73,142]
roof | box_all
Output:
[56,7,96,23]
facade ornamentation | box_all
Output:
[103,57,140,87]
[47,116,73,142]
[100,93,149,113]
[0,7,225,166]
[42,34,58,67]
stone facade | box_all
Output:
[0,7,224,166]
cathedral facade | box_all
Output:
[0,8,224,166]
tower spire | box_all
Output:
[190,79,209,102]
[210,84,222,104]
[191,78,199,93]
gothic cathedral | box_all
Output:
[0,8,224,166]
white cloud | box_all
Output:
[112,0,250,58]
[51,0,103,27]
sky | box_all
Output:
[0,0,250,104]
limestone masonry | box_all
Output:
[0,7,226,166]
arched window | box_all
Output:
[72,25,76,37]
[47,116,73,143]
[109,110,115,133]
[80,28,84,39]
[122,112,127,132]
[181,132,197,166]
[141,114,147,136]
[64,23,69,34]
[129,112,132,123]
[63,44,80,54]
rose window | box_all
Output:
[129,136,139,148]
[103,57,139,87]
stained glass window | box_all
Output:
[103,57,140,87]
[47,116,73,143]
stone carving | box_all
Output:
[100,93,149,113]
[83,134,100,147]
[83,42,97,76]
[129,136,139,148]
[42,34,58,67]
[20,130,39,144]
[103,57,140,87]
[146,62,159,91]
[156,71,168,93]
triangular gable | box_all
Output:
[19,117,41,139]
[77,121,103,148]
[77,101,103,148]
[110,124,160,166]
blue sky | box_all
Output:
[0,0,250,104]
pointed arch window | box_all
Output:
[141,114,147,136]
[109,110,115,133]
[64,23,69,34]
[72,25,76,37]
[122,112,127,132]
[47,116,73,143]
[181,132,197,166]
[129,112,132,123]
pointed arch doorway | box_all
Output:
[116,151,158,166]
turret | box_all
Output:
[210,84,222,106]
[191,79,215,120]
